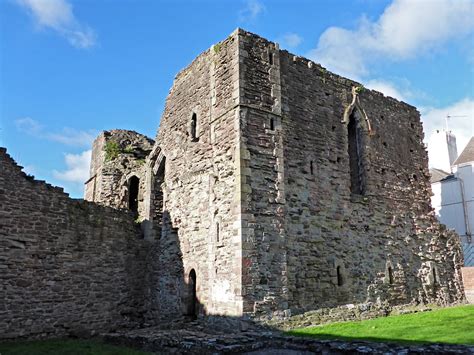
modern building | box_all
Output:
[431,137,474,266]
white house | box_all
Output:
[431,136,474,266]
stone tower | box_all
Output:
[84,129,154,220]
[87,29,464,320]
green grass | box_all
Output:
[288,305,474,345]
[0,339,151,355]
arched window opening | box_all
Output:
[388,266,394,285]
[310,161,314,175]
[187,269,198,318]
[347,110,365,195]
[190,113,198,142]
[269,117,275,131]
[337,266,344,286]
[128,176,140,215]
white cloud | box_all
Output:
[53,150,91,184]
[365,79,406,101]
[48,127,96,147]
[422,98,474,170]
[308,0,474,78]
[281,33,302,48]
[15,117,96,147]
[239,0,265,22]
[16,0,97,48]
[15,117,42,135]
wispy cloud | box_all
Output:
[364,79,406,102]
[53,150,91,184]
[422,98,474,171]
[16,0,97,48]
[15,117,96,147]
[239,0,265,22]
[281,33,302,49]
[308,0,474,79]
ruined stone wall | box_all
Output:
[151,31,243,318]
[236,30,464,317]
[85,130,154,221]
[0,148,152,339]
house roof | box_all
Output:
[453,137,474,166]
[429,168,452,183]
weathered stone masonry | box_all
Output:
[85,129,154,218]
[138,29,464,318]
[237,31,465,316]
[0,29,466,341]
[0,148,151,339]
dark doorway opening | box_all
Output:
[128,176,139,215]
[188,269,198,318]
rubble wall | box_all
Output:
[0,148,151,339]
[236,29,464,316]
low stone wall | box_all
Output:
[264,302,458,331]
[461,267,474,303]
[0,148,152,339]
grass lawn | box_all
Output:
[0,339,151,355]
[288,305,474,345]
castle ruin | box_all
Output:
[0,29,465,340]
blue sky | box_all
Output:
[1,0,473,197]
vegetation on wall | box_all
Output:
[104,141,121,161]
[104,141,137,161]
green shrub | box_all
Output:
[104,141,121,161]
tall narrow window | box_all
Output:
[190,113,198,141]
[268,51,274,65]
[128,176,140,215]
[155,157,166,238]
[269,117,275,131]
[347,111,364,195]
[310,161,314,175]
[216,222,220,242]
[432,267,438,286]
[388,266,394,285]
[337,266,344,286]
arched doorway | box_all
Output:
[188,269,198,318]
[128,176,139,215]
